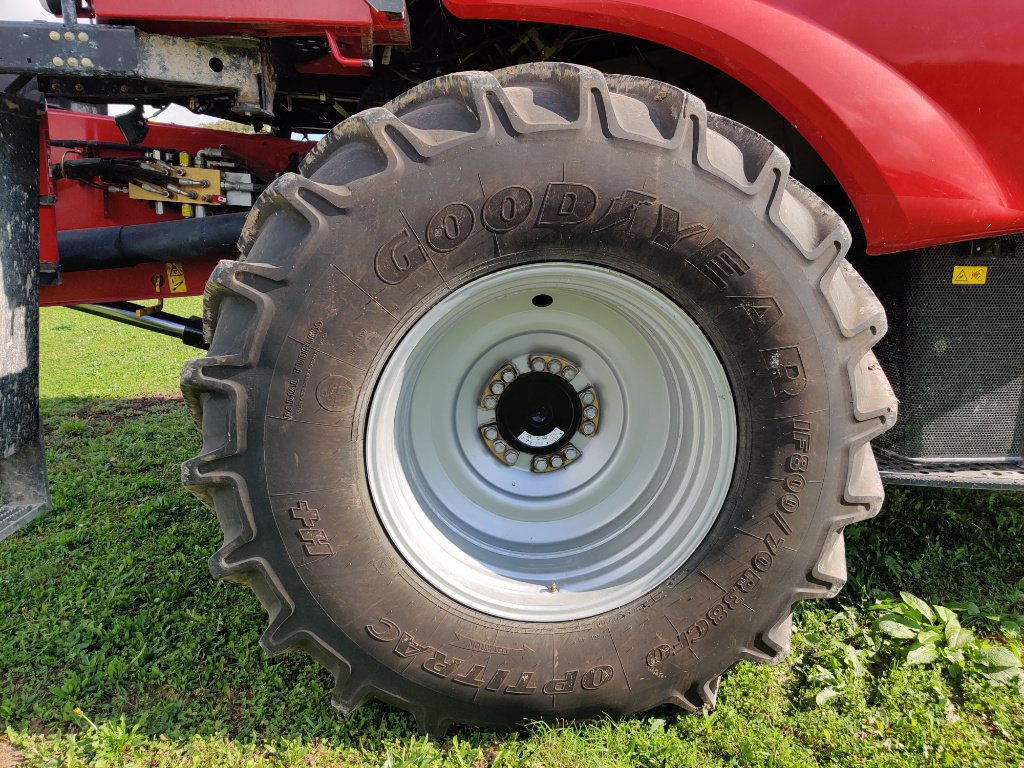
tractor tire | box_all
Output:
[181,63,896,735]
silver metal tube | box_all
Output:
[60,0,77,28]
[70,303,192,341]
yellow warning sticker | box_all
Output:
[952,265,988,285]
[166,262,188,293]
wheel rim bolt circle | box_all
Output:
[530,443,581,473]
[577,387,599,435]
[480,355,592,470]
[479,363,519,409]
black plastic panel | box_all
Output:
[872,236,1024,462]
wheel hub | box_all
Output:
[479,354,599,471]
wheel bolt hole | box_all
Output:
[532,293,553,308]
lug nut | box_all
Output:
[502,369,516,383]
[530,357,545,372]
[484,426,498,441]
[483,395,498,409]
[491,381,505,395]
[548,359,562,373]
[534,458,549,471]
[581,421,596,436]
[562,367,577,380]
[583,405,598,420]
[493,440,507,453]
[565,446,580,461]
[504,451,519,464]
[581,391,595,405]
[551,455,564,468]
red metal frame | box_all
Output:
[40,259,224,307]
[445,0,1024,255]
[39,111,311,307]
[91,0,410,49]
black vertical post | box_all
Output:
[0,96,51,540]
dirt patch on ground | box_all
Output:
[85,395,184,425]
[472,743,500,768]
[0,739,24,768]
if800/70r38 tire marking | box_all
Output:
[181,63,896,735]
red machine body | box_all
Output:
[444,0,1024,255]
[91,0,410,72]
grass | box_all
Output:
[0,304,1022,766]
[38,298,203,399]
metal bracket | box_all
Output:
[0,421,51,541]
[0,21,274,115]
[876,449,1024,491]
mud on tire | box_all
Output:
[181,63,896,734]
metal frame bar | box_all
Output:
[0,21,273,115]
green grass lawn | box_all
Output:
[1,303,1022,767]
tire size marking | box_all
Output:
[645,529,785,669]
[761,346,807,398]
[289,500,334,557]
[646,417,814,670]
[728,296,784,338]
[449,633,530,656]
[282,321,324,420]
[372,182,757,293]
[365,617,615,696]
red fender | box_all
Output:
[445,0,1024,254]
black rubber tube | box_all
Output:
[58,212,246,272]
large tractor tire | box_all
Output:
[181,63,895,734]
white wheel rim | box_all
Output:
[366,263,737,621]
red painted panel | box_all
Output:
[444,0,1024,254]
[40,259,221,306]
[90,0,409,45]
[93,0,373,27]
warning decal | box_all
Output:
[166,262,188,293]
[951,265,988,285]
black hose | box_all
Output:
[58,212,246,272]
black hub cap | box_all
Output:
[495,372,582,454]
